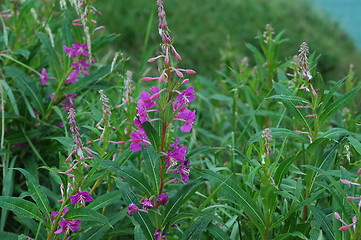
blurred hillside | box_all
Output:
[95,0,361,81]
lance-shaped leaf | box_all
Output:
[141,145,160,194]
[66,207,112,227]
[194,169,265,229]
[162,178,207,228]
[0,197,43,221]
[114,178,155,239]
[15,168,51,220]
[101,160,152,196]
[179,216,211,240]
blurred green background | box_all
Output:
[94,0,361,81]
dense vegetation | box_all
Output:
[96,0,361,80]
[1,0,361,240]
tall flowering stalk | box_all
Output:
[293,42,322,142]
[48,107,95,240]
[127,0,196,238]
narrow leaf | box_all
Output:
[15,168,51,219]
[194,169,265,229]
[0,197,43,221]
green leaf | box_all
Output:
[208,224,232,240]
[179,216,211,240]
[142,121,160,152]
[114,179,155,239]
[92,34,118,53]
[319,78,345,113]
[320,128,352,140]
[15,168,51,219]
[67,65,111,93]
[273,81,310,129]
[308,205,335,240]
[0,196,43,221]
[87,190,122,211]
[186,146,213,159]
[162,178,207,228]
[37,32,62,79]
[248,128,308,145]
[319,86,360,125]
[101,160,152,196]
[52,137,73,149]
[141,145,160,193]
[194,169,265,229]
[274,157,295,186]
[66,207,111,226]
[1,80,19,115]
[348,136,361,155]
[4,66,43,115]
[0,231,18,240]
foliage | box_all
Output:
[96,0,361,80]
[1,0,361,240]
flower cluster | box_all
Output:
[126,193,168,215]
[127,1,196,239]
[294,42,319,116]
[261,128,272,158]
[50,207,82,235]
[164,138,190,184]
[64,43,92,84]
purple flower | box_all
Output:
[61,94,77,112]
[178,108,196,132]
[51,206,69,221]
[40,68,48,85]
[72,43,89,57]
[141,198,154,209]
[140,91,156,109]
[66,70,80,85]
[176,86,195,105]
[64,45,74,58]
[154,229,168,240]
[164,138,187,168]
[64,43,89,59]
[54,219,82,235]
[130,129,150,152]
[72,59,90,75]
[137,99,150,123]
[175,163,190,183]
[69,191,93,206]
[126,203,139,215]
[157,193,169,205]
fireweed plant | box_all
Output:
[125,0,197,237]
[2,0,361,240]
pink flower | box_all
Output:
[177,86,195,105]
[178,108,196,132]
[69,191,93,206]
[157,193,169,205]
[141,197,155,209]
[71,43,89,57]
[40,68,48,85]
[340,179,360,186]
[66,70,80,85]
[339,216,357,232]
[51,207,69,221]
[164,138,187,168]
[305,114,317,119]
[126,203,139,215]
[54,219,82,234]
[72,59,90,75]
[154,229,168,240]
[130,129,150,152]
[126,203,148,215]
